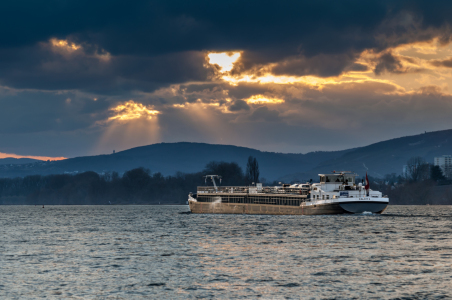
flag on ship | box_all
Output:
[365,172,370,196]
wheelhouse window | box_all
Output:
[345,176,355,185]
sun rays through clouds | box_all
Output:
[108,100,160,122]
[5,2,452,156]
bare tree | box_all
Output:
[246,156,260,185]
[406,156,429,182]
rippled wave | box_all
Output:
[1,205,451,299]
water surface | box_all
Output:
[1,205,451,299]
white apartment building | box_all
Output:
[402,165,408,177]
[434,155,452,178]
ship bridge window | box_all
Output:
[345,176,355,184]
[326,176,339,182]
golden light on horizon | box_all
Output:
[0,152,66,161]
[208,52,241,72]
[245,94,285,104]
[108,100,160,122]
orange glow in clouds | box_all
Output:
[108,100,160,122]
[208,52,241,72]
[50,38,81,51]
[245,95,285,104]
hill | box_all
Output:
[0,143,350,180]
[278,129,452,181]
[0,158,40,165]
[2,129,452,181]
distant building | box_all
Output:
[434,155,452,178]
[402,165,408,177]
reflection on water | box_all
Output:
[0,205,451,299]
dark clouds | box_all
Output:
[271,53,359,77]
[1,0,452,93]
[374,52,405,75]
[373,51,425,75]
[229,100,250,112]
[0,43,210,93]
[430,58,452,68]
[2,1,452,157]
[0,90,109,134]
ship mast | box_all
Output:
[204,175,222,193]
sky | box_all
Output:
[2,1,452,160]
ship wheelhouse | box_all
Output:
[310,172,382,201]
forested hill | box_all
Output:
[0,143,350,181]
[2,129,452,180]
[279,129,452,181]
[0,158,39,165]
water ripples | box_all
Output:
[0,205,451,299]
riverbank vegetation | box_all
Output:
[1,155,451,205]
[369,157,452,205]
[0,161,248,205]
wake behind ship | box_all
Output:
[188,172,389,215]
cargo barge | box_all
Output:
[188,172,388,215]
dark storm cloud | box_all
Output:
[228,100,250,112]
[3,0,452,157]
[0,90,109,134]
[373,51,424,75]
[374,52,405,75]
[0,44,210,94]
[249,106,281,122]
[430,58,452,68]
[271,53,358,77]
[0,1,387,55]
[1,0,452,92]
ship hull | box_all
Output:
[339,201,388,214]
[188,200,388,215]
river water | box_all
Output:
[1,205,451,299]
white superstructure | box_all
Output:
[305,172,388,211]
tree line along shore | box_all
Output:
[0,156,451,205]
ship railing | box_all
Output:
[197,186,310,195]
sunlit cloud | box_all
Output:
[48,38,111,61]
[96,101,161,154]
[172,103,186,108]
[0,152,66,161]
[208,52,241,72]
[50,38,81,52]
[108,100,160,122]
[222,73,343,87]
[245,94,285,104]
[203,39,452,98]
[351,39,452,94]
